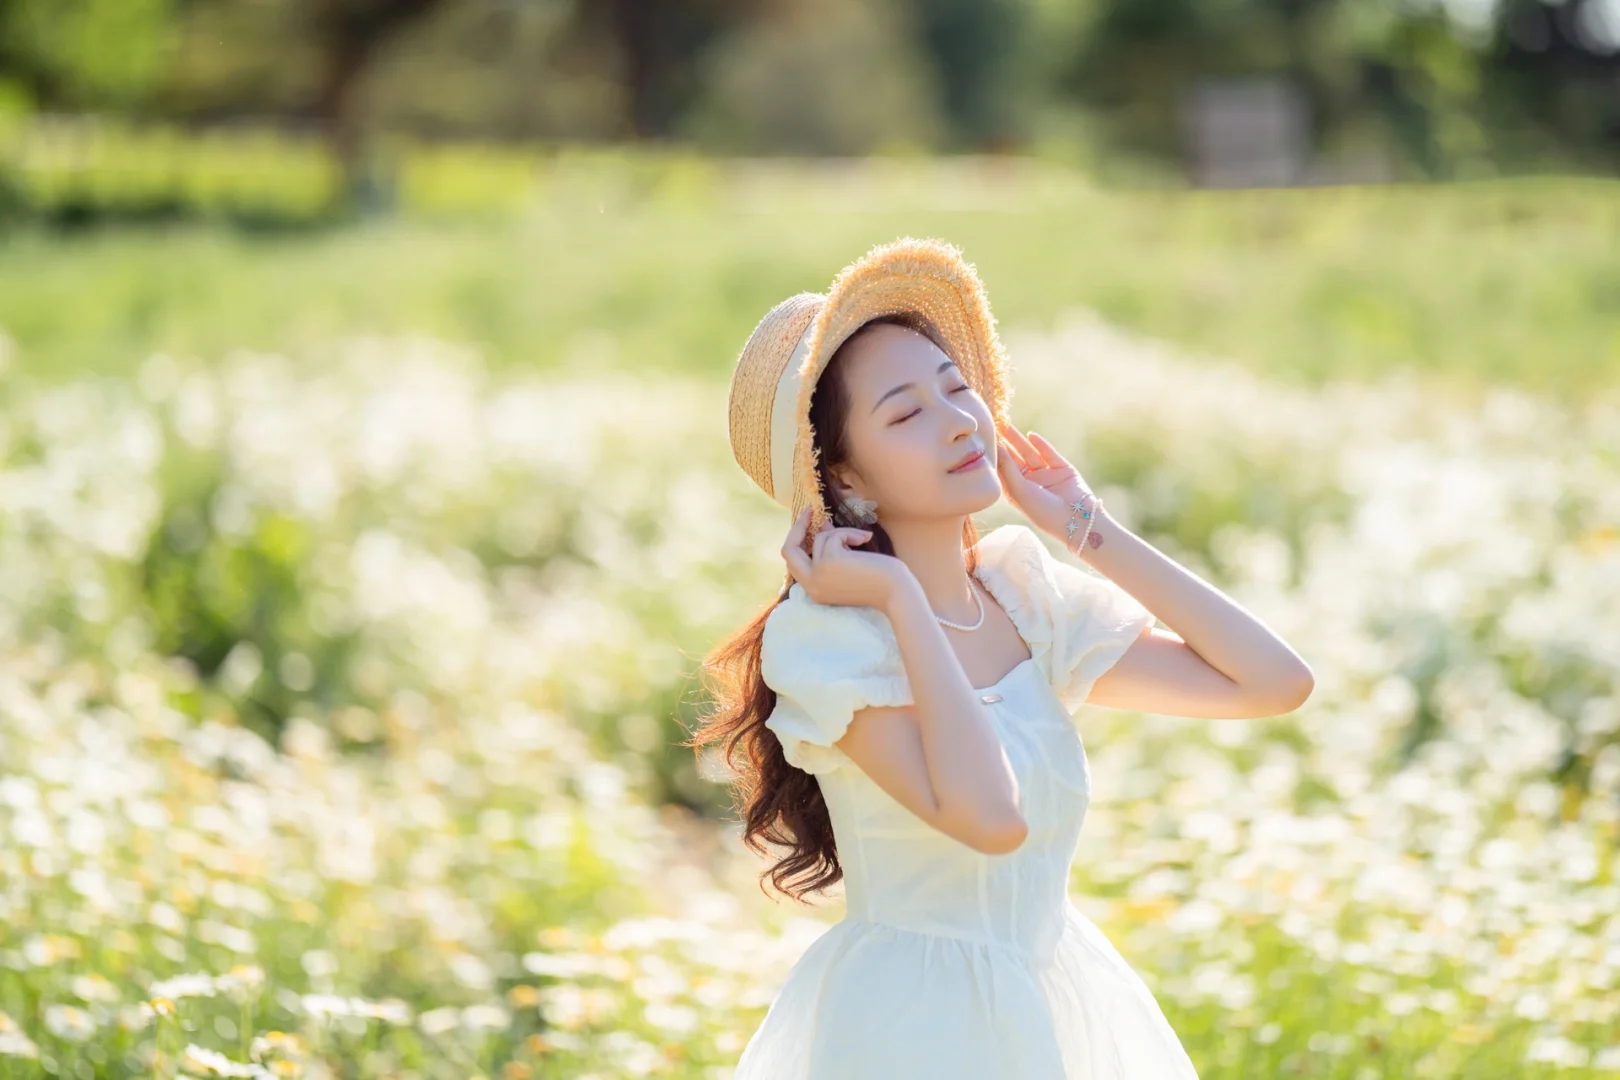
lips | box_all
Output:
[948,448,986,473]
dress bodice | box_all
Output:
[757,524,1157,964]
[739,525,1199,1080]
[817,652,1095,966]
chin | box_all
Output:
[941,479,1003,517]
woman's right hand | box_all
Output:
[780,506,913,612]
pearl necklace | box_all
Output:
[934,577,986,632]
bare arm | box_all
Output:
[1075,508,1314,717]
[996,423,1314,719]
[831,574,1028,855]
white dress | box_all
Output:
[733,523,1201,1080]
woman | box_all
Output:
[692,237,1314,1079]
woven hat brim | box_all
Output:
[787,236,1012,533]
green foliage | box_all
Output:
[2,0,1619,187]
[677,0,947,156]
[0,116,345,227]
[0,0,177,107]
[0,152,1615,404]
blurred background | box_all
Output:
[1,1,1618,1078]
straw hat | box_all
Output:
[727,236,1013,535]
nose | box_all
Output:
[946,396,979,442]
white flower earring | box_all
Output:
[839,492,879,526]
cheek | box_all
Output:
[966,395,995,430]
[863,430,947,504]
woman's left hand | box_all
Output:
[995,421,1104,553]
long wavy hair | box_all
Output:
[687,313,984,905]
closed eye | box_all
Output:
[892,384,974,424]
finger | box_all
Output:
[784,501,810,544]
[995,435,1020,474]
[785,506,813,560]
[1001,422,1042,465]
[782,542,813,586]
[997,430,1030,472]
[811,522,833,563]
[781,507,812,577]
[829,526,873,552]
[1025,430,1067,470]
[819,523,868,549]
[999,434,1039,484]
[996,436,1033,493]
[1000,422,1043,467]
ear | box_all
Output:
[826,466,863,504]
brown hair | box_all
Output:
[686,313,983,904]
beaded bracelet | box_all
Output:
[1064,490,1102,556]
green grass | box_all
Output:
[1,161,1617,402]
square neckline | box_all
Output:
[972,654,1037,692]
[966,562,1037,692]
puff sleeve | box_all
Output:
[758,583,913,775]
[1045,547,1155,711]
[975,524,1156,713]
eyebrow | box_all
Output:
[871,360,959,414]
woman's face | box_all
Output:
[829,323,1002,523]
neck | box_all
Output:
[882,515,979,624]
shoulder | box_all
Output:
[973,523,1054,578]
[760,583,902,692]
[972,523,1062,622]
[759,583,911,776]
[973,523,1154,710]
[973,522,1134,619]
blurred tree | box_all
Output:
[563,0,759,139]
[5,0,1619,190]
[1486,0,1620,170]
[898,0,1039,152]
[1051,0,1502,179]
[366,0,603,140]
[0,0,177,109]
[678,0,947,154]
[309,0,450,202]
[147,0,455,204]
